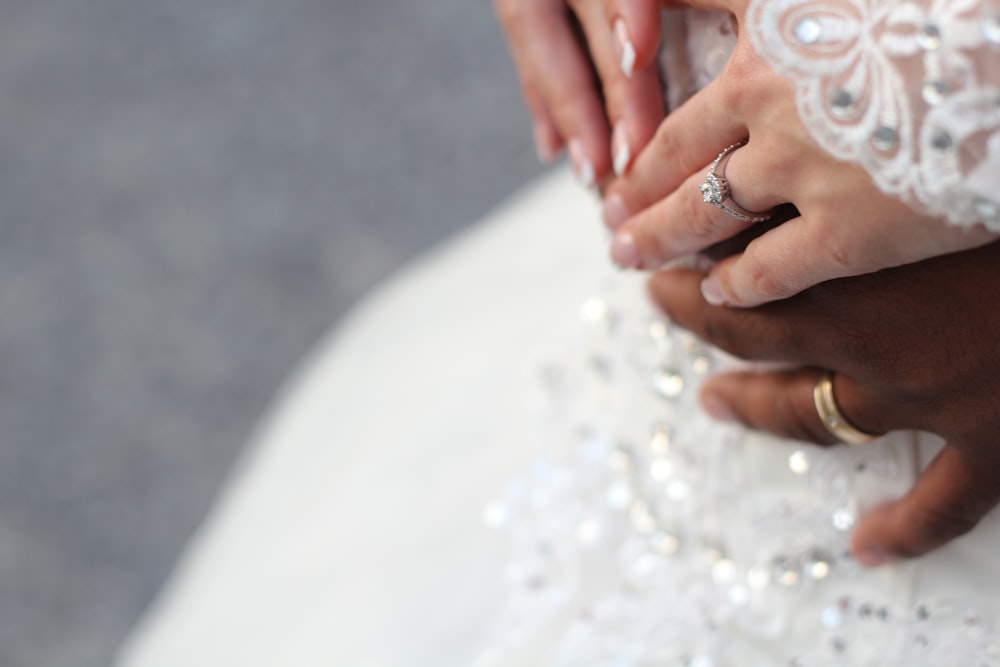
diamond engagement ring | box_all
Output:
[699,140,774,224]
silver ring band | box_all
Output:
[699,140,774,224]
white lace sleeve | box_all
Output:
[746,0,1000,230]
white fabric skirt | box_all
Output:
[118,169,1000,667]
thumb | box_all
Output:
[851,444,1000,566]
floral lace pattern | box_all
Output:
[746,0,1000,228]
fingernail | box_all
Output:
[602,193,630,230]
[533,120,555,164]
[611,121,631,177]
[614,18,636,78]
[611,230,640,269]
[700,275,727,306]
[568,138,595,187]
[855,549,896,568]
[702,393,736,422]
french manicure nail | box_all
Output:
[612,121,631,177]
[702,393,737,423]
[611,230,640,269]
[614,18,636,78]
[533,121,555,164]
[602,193,630,230]
[568,138,595,187]
[700,276,727,306]
[855,549,896,568]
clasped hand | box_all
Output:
[497,0,997,307]
[496,0,1000,564]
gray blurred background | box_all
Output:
[0,2,542,665]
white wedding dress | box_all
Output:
[118,3,1000,666]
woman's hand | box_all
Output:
[647,240,1000,565]
[494,0,667,186]
[604,5,998,307]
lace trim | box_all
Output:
[746,0,1000,229]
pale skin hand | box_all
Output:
[494,0,667,186]
[648,241,1000,565]
[602,0,998,307]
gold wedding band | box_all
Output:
[813,371,881,445]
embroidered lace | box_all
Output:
[747,0,1000,228]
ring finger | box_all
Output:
[700,368,896,446]
[611,139,787,269]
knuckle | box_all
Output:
[743,247,790,300]
[650,124,702,191]
[817,219,858,272]
[701,316,752,359]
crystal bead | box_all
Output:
[689,656,715,667]
[747,565,770,590]
[648,319,670,340]
[821,604,845,628]
[771,555,801,587]
[712,558,737,584]
[629,501,657,532]
[576,518,603,545]
[831,89,855,117]
[483,501,510,528]
[832,507,856,531]
[728,584,750,606]
[922,79,948,105]
[831,637,847,654]
[788,450,811,474]
[606,481,634,509]
[872,125,898,151]
[649,530,680,555]
[652,365,685,398]
[794,17,822,44]
[650,458,675,482]
[805,549,833,579]
[665,478,691,501]
[691,354,713,376]
[916,23,941,50]
[983,14,1000,44]
[650,424,673,456]
[931,129,954,151]
[580,297,614,334]
[916,604,931,621]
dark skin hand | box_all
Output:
[648,240,1000,566]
